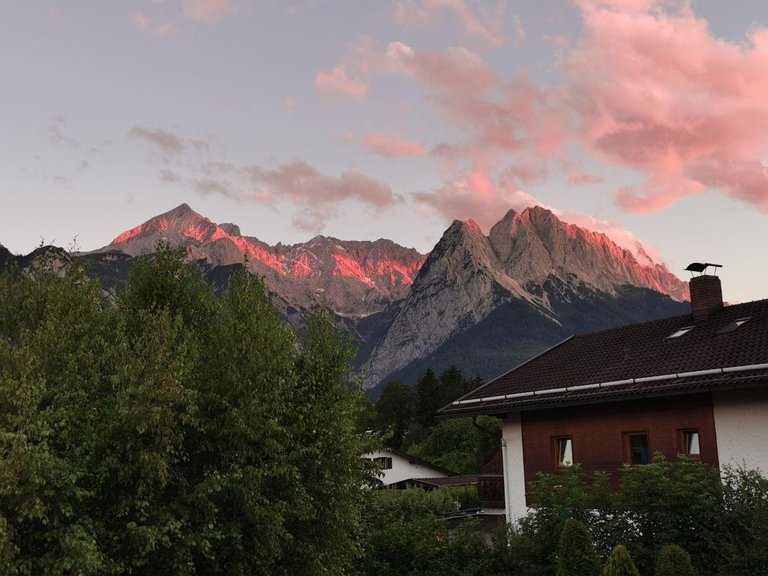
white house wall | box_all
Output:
[713,387,768,475]
[365,449,450,485]
[501,413,527,524]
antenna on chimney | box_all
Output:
[685,262,722,277]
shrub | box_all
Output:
[655,544,697,576]
[556,518,601,576]
[602,545,640,576]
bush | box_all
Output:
[655,544,697,576]
[717,466,768,575]
[602,545,639,576]
[556,518,601,576]
[613,453,721,573]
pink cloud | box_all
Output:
[393,0,508,47]
[563,0,768,211]
[314,65,368,99]
[321,0,768,234]
[569,172,604,186]
[245,160,402,232]
[362,134,427,158]
[133,12,174,37]
[182,0,234,23]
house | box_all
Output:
[364,447,456,486]
[439,266,768,524]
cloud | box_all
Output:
[194,178,235,198]
[159,169,180,183]
[169,156,401,233]
[128,126,185,157]
[133,11,174,37]
[336,0,768,220]
[569,172,604,186]
[243,160,401,231]
[362,134,427,158]
[393,0,507,47]
[182,0,234,23]
[512,14,525,44]
[128,126,209,161]
[48,117,79,148]
[314,65,368,99]
[246,159,400,210]
[562,0,768,212]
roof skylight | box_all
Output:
[666,326,694,340]
[717,317,751,334]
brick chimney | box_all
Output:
[689,274,723,319]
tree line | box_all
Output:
[370,368,500,474]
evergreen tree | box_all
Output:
[602,545,640,576]
[655,544,697,576]
[439,365,467,401]
[414,368,442,428]
[375,380,414,449]
[556,518,601,576]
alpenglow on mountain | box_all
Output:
[1,203,688,391]
[360,206,687,389]
[97,203,425,318]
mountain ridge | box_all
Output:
[4,203,690,390]
[96,203,426,317]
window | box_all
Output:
[624,432,651,465]
[372,457,393,470]
[666,326,694,339]
[717,317,751,334]
[553,436,574,468]
[679,429,701,460]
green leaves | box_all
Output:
[0,246,370,575]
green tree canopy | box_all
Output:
[0,245,369,575]
[375,380,414,450]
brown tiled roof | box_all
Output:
[439,298,768,417]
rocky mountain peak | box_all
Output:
[219,223,241,236]
[486,205,687,300]
[96,204,426,318]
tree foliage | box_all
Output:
[556,518,601,576]
[375,381,414,450]
[0,245,370,575]
[655,544,697,576]
[602,545,639,576]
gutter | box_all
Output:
[450,362,768,407]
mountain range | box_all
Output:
[0,204,689,392]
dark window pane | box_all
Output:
[629,434,650,465]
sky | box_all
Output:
[1,0,768,303]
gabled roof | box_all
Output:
[372,447,458,477]
[439,298,768,417]
[389,475,478,489]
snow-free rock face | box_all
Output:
[360,206,688,389]
[359,219,546,387]
[100,204,425,316]
[488,207,688,301]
